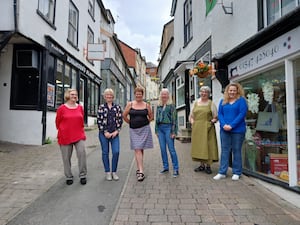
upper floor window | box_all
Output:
[87,26,94,62]
[265,0,299,25]
[88,0,95,18]
[184,0,193,46]
[37,0,56,24]
[68,1,79,47]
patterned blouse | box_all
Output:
[97,102,123,133]
[155,104,178,135]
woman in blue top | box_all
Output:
[213,83,248,181]
[155,88,179,178]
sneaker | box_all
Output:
[213,173,226,180]
[232,174,240,181]
[173,170,179,178]
[80,177,87,185]
[106,172,112,181]
[66,179,73,185]
[160,169,169,174]
[112,172,119,181]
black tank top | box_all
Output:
[129,107,149,129]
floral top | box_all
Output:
[155,104,178,135]
[97,102,123,133]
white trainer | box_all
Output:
[232,174,240,181]
[213,173,226,180]
[106,172,112,181]
[112,172,119,181]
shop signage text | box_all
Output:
[228,27,300,79]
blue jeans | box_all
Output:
[157,124,179,171]
[219,130,245,175]
[99,132,120,173]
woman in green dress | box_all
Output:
[189,86,219,174]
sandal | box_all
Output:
[194,165,205,172]
[137,172,145,182]
[136,170,140,177]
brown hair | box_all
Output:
[222,83,245,105]
[64,88,78,101]
[134,86,144,95]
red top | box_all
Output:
[55,104,86,145]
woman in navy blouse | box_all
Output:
[155,88,179,177]
[214,83,248,181]
[97,88,123,181]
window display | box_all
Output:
[240,66,288,183]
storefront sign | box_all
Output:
[228,26,300,79]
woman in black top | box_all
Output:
[123,87,153,181]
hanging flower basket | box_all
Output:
[189,61,216,79]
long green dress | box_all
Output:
[191,100,219,163]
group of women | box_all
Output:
[55,83,247,184]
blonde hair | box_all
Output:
[64,88,78,101]
[103,88,114,97]
[222,83,245,104]
[158,88,173,106]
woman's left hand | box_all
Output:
[170,134,176,139]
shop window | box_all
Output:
[183,0,193,46]
[294,58,300,184]
[71,68,77,89]
[55,60,63,107]
[176,76,185,108]
[37,0,56,25]
[11,48,40,109]
[265,0,298,25]
[241,66,288,182]
[67,1,79,47]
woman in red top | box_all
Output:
[55,89,87,185]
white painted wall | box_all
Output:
[17,0,101,76]
[0,0,14,30]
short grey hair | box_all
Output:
[199,86,211,94]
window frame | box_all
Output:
[67,1,79,48]
[263,0,299,26]
[176,76,185,108]
[88,0,95,19]
[183,0,193,46]
[37,0,56,27]
[11,45,41,110]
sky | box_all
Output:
[102,0,173,65]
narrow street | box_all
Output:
[1,124,300,225]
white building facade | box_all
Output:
[160,0,300,190]
[0,0,104,145]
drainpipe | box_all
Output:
[13,0,18,31]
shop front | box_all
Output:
[225,26,300,190]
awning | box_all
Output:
[173,60,194,75]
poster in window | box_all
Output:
[47,83,55,107]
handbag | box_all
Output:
[256,104,280,133]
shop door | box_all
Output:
[79,75,88,124]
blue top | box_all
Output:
[97,102,123,133]
[218,97,248,133]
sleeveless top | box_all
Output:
[129,103,149,129]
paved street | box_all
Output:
[1,123,300,225]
